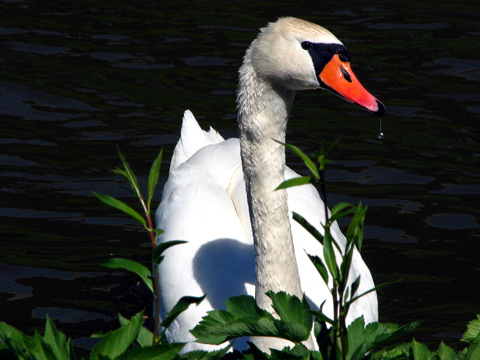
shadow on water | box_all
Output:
[0,0,479,353]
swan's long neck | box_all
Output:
[237,45,304,322]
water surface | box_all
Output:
[1,0,479,352]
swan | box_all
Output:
[156,17,385,353]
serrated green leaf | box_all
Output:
[161,295,206,330]
[94,192,146,227]
[411,338,434,360]
[147,149,163,214]
[152,240,187,265]
[267,291,312,333]
[42,316,74,360]
[101,258,153,294]
[192,293,310,345]
[462,314,480,344]
[90,310,144,360]
[436,341,456,360]
[275,176,312,190]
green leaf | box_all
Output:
[90,310,144,360]
[161,295,206,330]
[348,318,420,359]
[192,293,310,345]
[0,321,40,360]
[277,141,320,180]
[346,203,367,252]
[411,338,434,360]
[292,212,324,244]
[346,279,402,309]
[462,314,480,344]
[350,275,361,301]
[308,254,329,286]
[115,343,184,360]
[147,149,163,214]
[275,176,312,190]
[101,258,153,294]
[436,341,456,360]
[118,314,153,347]
[152,240,187,266]
[309,310,335,327]
[94,192,146,227]
[267,291,312,333]
[117,148,142,200]
[42,316,74,360]
[466,343,480,360]
[322,230,338,280]
[329,202,356,223]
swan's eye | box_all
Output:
[301,41,313,50]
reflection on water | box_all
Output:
[0,0,479,352]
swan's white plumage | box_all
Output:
[156,110,377,352]
[156,17,379,353]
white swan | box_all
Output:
[156,17,385,353]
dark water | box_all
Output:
[1,0,479,353]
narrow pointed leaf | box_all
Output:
[350,276,361,301]
[309,310,336,327]
[292,212,324,244]
[119,314,154,347]
[152,240,187,265]
[94,192,146,227]
[101,258,153,294]
[277,141,320,180]
[347,279,402,308]
[117,148,142,200]
[308,254,329,286]
[161,295,206,330]
[147,149,163,213]
[275,176,312,190]
[323,230,338,280]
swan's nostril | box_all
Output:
[340,66,352,82]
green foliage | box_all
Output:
[191,292,312,345]
[1,146,478,360]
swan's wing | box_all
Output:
[170,110,225,172]
[156,135,254,350]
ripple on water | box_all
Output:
[425,213,479,230]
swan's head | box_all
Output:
[247,17,385,116]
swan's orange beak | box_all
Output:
[319,54,385,117]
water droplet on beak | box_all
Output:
[378,118,384,139]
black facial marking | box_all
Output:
[303,42,350,86]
